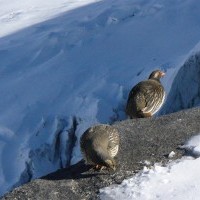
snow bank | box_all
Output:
[100,134,200,200]
[1,0,200,196]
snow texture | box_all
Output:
[1,0,200,196]
[161,47,200,114]
[100,134,200,200]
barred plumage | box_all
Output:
[126,70,165,118]
[80,124,120,171]
[108,131,119,157]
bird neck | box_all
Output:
[149,77,161,83]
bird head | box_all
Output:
[104,159,116,171]
[149,70,165,80]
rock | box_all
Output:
[2,107,200,200]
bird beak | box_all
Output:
[160,72,165,77]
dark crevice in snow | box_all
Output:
[52,117,78,168]
[12,161,33,191]
[54,129,63,168]
[11,116,78,191]
[24,161,33,183]
[66,116,78,167]
[136,68,144,76]
[52,118,68,166]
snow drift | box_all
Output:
[1,0,200,197]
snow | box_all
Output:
[168,151,176,158]
[1,0,200,197]
[0,0,101,37]
[160,48,200,114]
[100,135,200,200]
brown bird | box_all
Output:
[80,124,120,171]
[126,70,165,118]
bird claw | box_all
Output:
[93,165,107,171]
[93,165,115,172]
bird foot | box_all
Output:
[93,165,106,171]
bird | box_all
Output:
[80,124,120,171]
[126,70,165,118]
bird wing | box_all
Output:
[141,82,165,114]
[108,130,120,158]
[126,83,146,112]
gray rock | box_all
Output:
[2,107,200,200]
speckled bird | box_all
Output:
[80,124,120,171]
[126,70,165,118]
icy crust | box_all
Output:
[100,134,200,200]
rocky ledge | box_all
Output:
[2,107,200,200]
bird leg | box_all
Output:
[93,165,106,171]
[93,165,101,171]
[99,166,107,171]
